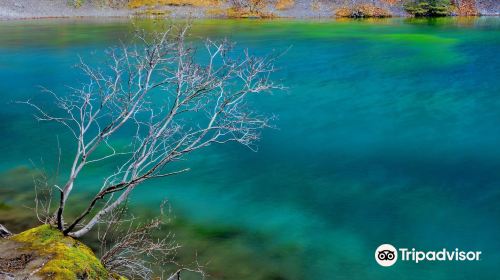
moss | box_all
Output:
[11,225,116,280]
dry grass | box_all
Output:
[380,0,401,5]
[275,0,295,10]
[228,7,274,17]
[206,7,275,18]
[454,0,479,16]
[211,0,276,18]
[335,7,352,17]
[335,4,392,18]
[134,9,172,16]
[128,0,219,8]
[205,7,228,16]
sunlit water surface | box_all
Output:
[0,18,499,279]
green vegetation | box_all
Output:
[68,0,85,8]
[11,225,122,279]
[404,0,454,17]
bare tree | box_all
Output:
[20,23,282,238]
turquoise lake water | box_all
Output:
[0,18,499,279]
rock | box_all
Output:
[0,224,126,280]
[0,237,47,280]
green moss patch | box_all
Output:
[11,225,112,280]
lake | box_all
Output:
[0,17,499,279]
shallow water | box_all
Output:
[0,17,499,279]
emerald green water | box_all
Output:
[1,18,499,279]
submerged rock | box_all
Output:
[0,225,126,280]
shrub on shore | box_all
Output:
[68,0,85,8]
[404,0,454,16]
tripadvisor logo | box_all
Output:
[375,244,482,267]
[375,244,398,267]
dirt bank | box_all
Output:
[0,0,498,20]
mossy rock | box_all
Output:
[0,225,126,280]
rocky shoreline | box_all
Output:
[0,0,498,20]
[0,0,211,19]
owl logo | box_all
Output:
[377,250,396,261]
[375,244,398,266]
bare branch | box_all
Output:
[0,224,12,238]
[21,23,282,238]
[97,202,185,280]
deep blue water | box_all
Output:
[0,18,499,279]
